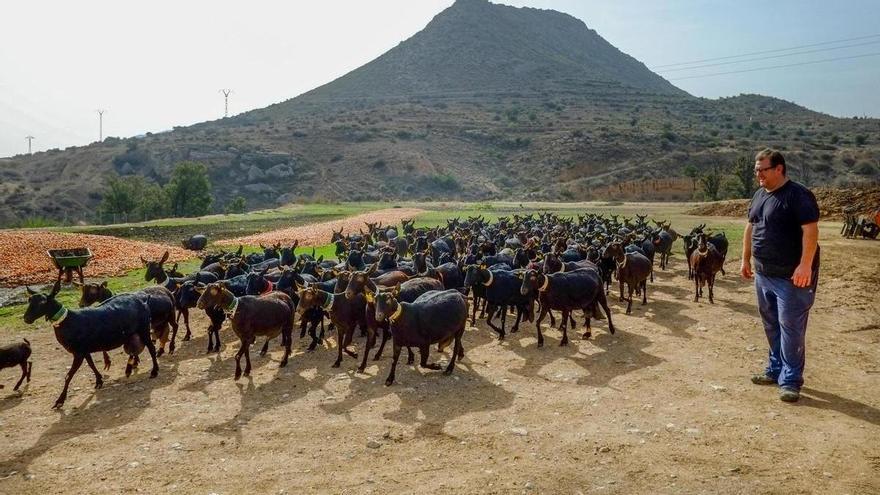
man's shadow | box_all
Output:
[799,387,880,427]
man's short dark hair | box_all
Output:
[755,148,786,175]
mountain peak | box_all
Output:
[294,0,687,103]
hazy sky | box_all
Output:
[2,0,878,158]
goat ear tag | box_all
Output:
[365,293,375,303]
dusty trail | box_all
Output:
[0,223,878,494]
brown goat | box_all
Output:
[196,283,295,379]
[690,233,725,303]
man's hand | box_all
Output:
[740,259,753,280]
[791,263,812,288]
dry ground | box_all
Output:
[0,223,878,494]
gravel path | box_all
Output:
[215,208,426,247]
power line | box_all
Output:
[669,52,880,81]
[657,40,880,73]
[651,33,880,69]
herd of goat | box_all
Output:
[3,212,731,408]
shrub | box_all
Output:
[855,135,868,146]
[225,196,247,214]
[855,162,877,175]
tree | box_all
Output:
[164,161,213,217]
[683,164,699,192]
[730,155,756,198]
[700,164,723,201]
[100,176,141,216]
[137,181,170,220]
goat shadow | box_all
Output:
[0,360,179,475]
[201,348,334,444]
[319,349,517,438]
[496,325,663,389]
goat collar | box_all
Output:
[260,280,274,296]
[616,255,628,270]
[538,274,550,292]
[482,269,494,286]
[162,276,174,289]
[224,297,239,318]
[389,303,404,324]
[697,246,709,256]
[559,263,566,273]
[49,306,69,327]
[322,292,335,310]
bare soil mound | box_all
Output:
[216,208,425,247]
[0,231,191,287]
[686,185,880,219]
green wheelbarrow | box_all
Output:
[47,248,93,285]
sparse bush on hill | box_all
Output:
[855,162,877,176]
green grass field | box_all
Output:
[1,201,748,333]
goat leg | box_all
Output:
[13,361,31,391]
[234,344,245,380]
[559,309,569,346]
[144,332,160,378]
[181,307,192,341]
[102,352,112,371]
[259,339,270,357]
[385,344,402,386]
[535,306,549,348]
[444,328,464,376]
[419,344,442,370]
[84,354,104,390]
[279,326,292,368]
[54,354,84,409]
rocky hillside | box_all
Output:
[1,0,878,226]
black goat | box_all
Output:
[23,281,158,408]
[374,289,467,386]
[0,338,32,391]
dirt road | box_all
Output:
[1,223,878,494]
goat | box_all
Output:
[0,338,32,391]
[23,281,158,408]
[297,283,366,369]
[78,282,179,357]
[374,289,467,386]
[196,283,295,379]
[462,265,532,340]
[690,233,725,303]
[602,242,652,314]
[520,268,614,346]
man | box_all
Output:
[741,148,820,403]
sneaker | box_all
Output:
[751,373,777,385]
[779,387,800,402]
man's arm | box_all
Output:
[791,222,818,287]
[740,222,753,279]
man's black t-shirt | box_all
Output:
[748,180,820,278]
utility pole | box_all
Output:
[220,89,232,118]
[25,135,34,154]
[97,109,106,142]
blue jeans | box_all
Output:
[755,271,818,390]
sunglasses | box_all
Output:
[754,165,778,174]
